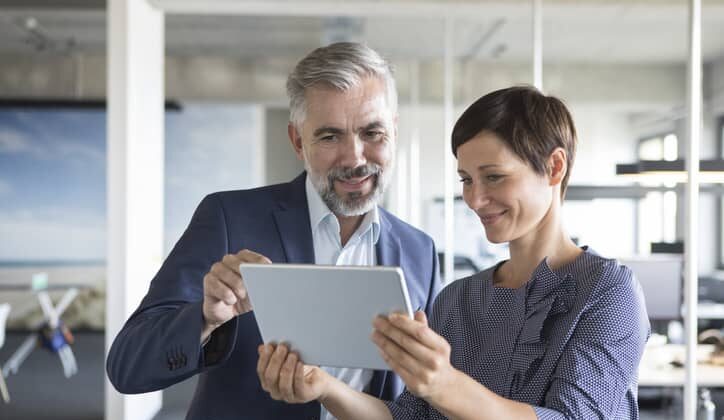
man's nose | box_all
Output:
[338,136,367,168]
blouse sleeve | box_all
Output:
[383,278,463,419]
[533,268,650,419]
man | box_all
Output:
[106,42,441,420]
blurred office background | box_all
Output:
[1,0,724,419]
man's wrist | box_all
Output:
[200,321,220,344]
[317,371,338,405]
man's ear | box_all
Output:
[288,123,304,161]
[548,147,567,187]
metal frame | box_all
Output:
[716,115,724,269]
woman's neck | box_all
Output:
[495,204,582,289]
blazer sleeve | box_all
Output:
[425,242,443,316]
[106,193,240,394]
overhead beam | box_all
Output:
[0,0,104,9]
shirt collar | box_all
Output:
[305,175,381,244]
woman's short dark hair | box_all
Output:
[451,86,577,198]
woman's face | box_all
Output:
[457,131,554,244]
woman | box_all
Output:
[256,86,650,419]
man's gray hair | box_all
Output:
[286,42,398,128]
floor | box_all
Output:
[0,332,721,419]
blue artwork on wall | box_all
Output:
[0,102,261,265]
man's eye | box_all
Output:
[319,135,337,142]
[365,131,384,141]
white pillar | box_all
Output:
[409,61,422,229]
[105,0,165,419]
[532,0,543,91]
[683,0,702,418]
[443,16,455,285]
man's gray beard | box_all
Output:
[305,162,389,217]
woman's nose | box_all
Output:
[465,183,491,209]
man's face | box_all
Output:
[288,76,396,216]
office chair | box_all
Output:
[0,303,11,403]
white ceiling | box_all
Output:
[0,0,723,63]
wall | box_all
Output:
[264,107,304,184]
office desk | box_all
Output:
[638,344,724,387]
[699,302,724,320]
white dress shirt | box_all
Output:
[305,177,380,420]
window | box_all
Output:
[637,133,679,253]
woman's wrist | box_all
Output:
[425,368,468,410]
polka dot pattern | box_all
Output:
[386,247,650,419]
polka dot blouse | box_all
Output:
[386,247,650,419]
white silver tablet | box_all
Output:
[240,263,413,370]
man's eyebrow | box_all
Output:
[358,121,386,132]
[313,126,345,137]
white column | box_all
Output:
[409,61,422,229]
[106,1,165,419]
[683,0,702,418]
[443,17,455,285]
[532,0,543,91]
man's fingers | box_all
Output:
[221,253,243,274]
[210,261,247,302]
[264,344,288,394]
[203,272,237,305]
[256,344,274,391]
[279,352,298,401]
[235,249,272,265]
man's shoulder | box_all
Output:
[210,182,286,200]
[206,174,305,209]
[378,207,434,245]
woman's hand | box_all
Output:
[372,311,460,404]
[257,343,330,403]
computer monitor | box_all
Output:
[619,256,683,321]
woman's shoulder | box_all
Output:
[572,248,638,301]
[431,266,494,311]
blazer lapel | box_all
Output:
[376,210,401,267]
[272,173,315,264]
[368,210,403,398]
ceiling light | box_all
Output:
[616,159,724,183]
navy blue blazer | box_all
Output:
[106,173,442,420]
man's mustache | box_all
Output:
[326,164,382,183]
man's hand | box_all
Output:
[371,311,460,405]
[257,343,331,403]
[201,249,271,343]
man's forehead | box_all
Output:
[305,95,394,126]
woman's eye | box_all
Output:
[459,178,472,185]
[486,174,504,182]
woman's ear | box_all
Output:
[548,147,568,187]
